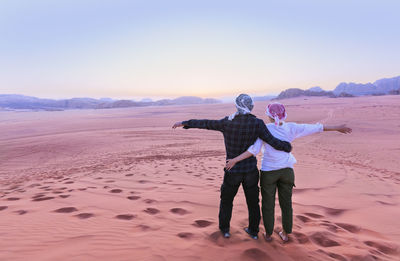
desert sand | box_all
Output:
[0,96,399,261]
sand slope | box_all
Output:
[0,96,399,261]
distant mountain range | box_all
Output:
[2,75,399,110]
[0,95,221,111]
[275,75,400,100]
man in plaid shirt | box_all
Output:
[173,94,292,239]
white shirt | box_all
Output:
[248,122,324,171]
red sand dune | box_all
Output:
[0,96,399,261]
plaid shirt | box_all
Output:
[182,114,292,173]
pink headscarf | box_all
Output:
[266,103,287,126]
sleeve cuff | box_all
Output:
[318,123,324,132]
[182,120,190,129]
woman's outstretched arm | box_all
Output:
[323,124,352,133]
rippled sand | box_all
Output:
[0,96,399,261]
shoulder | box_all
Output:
[253,116,264,124]
[285,122,297,128]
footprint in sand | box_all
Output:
[326,252,347,261]
[364,241,398,255]
[192,220,213,228]
[105,180,115,183]
[127,196,141,200]
[64,181,74,184]
[143,208,160,215]
[59,195,70,198]
[323,207,346,216]
[53,207,78,213]
[75,213,95,219]
[143,199,157,204]
[177,232,194,239]
[32,194,45,198]
[170,208,190,215]
[241,248,270,261]
[94,177,103,180]
[292,232,309,244]
[335,223,361,233]
[15,210,28,215]
[309,232,340,247]
[115,214,136,220]
[296,215,312,223]
[32,196,55,202]
[320,222,340,233]
[6,197,20,201]
[376,201,397,206]
[110,189,123,193]
[125,174,134,177]
[304,212,324,218]
[0,206,8,211]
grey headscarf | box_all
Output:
[228,94,254,120]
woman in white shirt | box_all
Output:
[225,103,352,242]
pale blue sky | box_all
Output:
[0,0,399,99]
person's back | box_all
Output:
[250,122,323,171]
[222,114,271,173]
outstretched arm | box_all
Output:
[172,118,226,132]
[323,124,352,133]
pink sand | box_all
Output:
[0,96,399,261]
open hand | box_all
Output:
[225,159,237,171]
[337,124,352,134]
[172,121,184,129]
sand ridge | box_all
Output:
[0,96,399,261]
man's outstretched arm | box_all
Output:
[172,118,226,132]
[258,120,292,152]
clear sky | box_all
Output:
[0,0,399,99]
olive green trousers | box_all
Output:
[260,168,295,235]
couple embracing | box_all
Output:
[172,94,351,242]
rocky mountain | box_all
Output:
[333,76,400,96]
[333,82,378,96]
[0,95,221,111]
[373,76,400,94]
[275,75,400,100]
[307,86,324,92]
[253,95,277,101]
[275,88,334,99]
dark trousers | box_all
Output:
[260,168,295,235]
[219,169,261,234]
